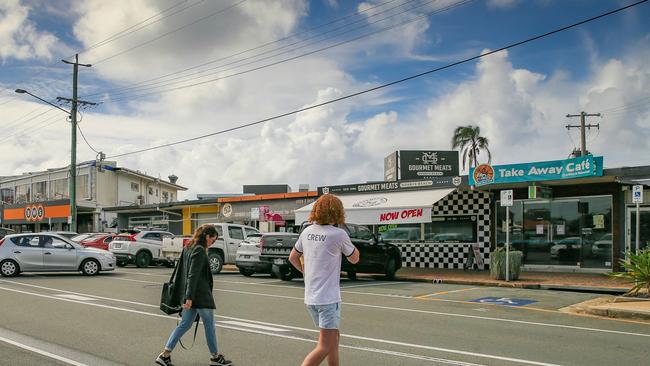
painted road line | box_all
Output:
[417,287,481,297]
[0,286,503,366]
[54,294,98,301]
[0,335,89,366]
[218,320,289,332]
[341,281,410,289]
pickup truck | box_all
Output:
[204,223,261,274]
[260,223,402,281]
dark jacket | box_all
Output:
[184,245,215,309]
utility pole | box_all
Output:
[566,111,601,157]
[58,54,94,232]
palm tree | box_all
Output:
[451,125,492,171]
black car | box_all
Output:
[259,223,402,281]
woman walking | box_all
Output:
[156,224,233,366]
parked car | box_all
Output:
[592,233,613,258]
[203,223,261,274]
[550,237,594,259]
[0,227,15,239]
[261,223,402,281]
[49,231,78,239]
[80,233,118,251]
[109,230,174,268]
[70,233,101,243]
[0,233,116,277]
[235,233,276,276]
[379,227,420,242]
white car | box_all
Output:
[592,234,613,258]
[235,235,271,277]
[109,230,174,268]
[0,233,115,277]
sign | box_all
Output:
[593,214,605,229]
[399,150,459,180]
[556,224,565,235]
[500,190,513,207]
[222,203,233,218]
[471,243,484,267]
[469,156,604,186]
[528,186,552,199]
[633,185,644,204]
[536,225,544,235]
[376,207,432,225]
[318,177,460,195]
[383,151,398,182]
[1,200,70,224]
[470,297,537,307]
[250,207,260,220]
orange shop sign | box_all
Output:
[3,203,70,223]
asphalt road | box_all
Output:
[0,267,649,366]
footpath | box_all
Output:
[393,268,650,322]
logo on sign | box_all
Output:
[222,203,233,218]
[473,164,495,186]
[452,176,462,186]
[352,197,387,208]
[322,187,330,194]
[24,204,45,222]
[421,152,438,165]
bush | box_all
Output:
[490,246,523,280]
[609,249,650,297]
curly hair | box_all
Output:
[308,194,346,225]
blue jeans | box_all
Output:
[165,308,218,354]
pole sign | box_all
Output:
[632,185,644,204]
[250,207,260,220]
[383,151,398,182]
[500,190,513,207]
[469,156,603,186]
[399,150,459,180]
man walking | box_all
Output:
[289,194,360,366]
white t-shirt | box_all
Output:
[294,224,356,305]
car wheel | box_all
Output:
[384,258,397,280]
[272,264,294,281]
[209,253,223,274]
[135,252,151,268]
[81,259,100,276]
[238,268,255,277]
[347,271,357,281]
[0,260,19,277]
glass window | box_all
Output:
[143,232,161,241]
[0,188,14,204]
[15,184,30,203]
[32,181,47,201]
[379,224,420,242]
[424,216,477,243]
[215,225,223,238]
[76,175,89,199]
[43,236,70,249]
[162,191,169,202]
[244,228,259,237]
[11,235,40,247]
[131,182,139,192]
[49,178,68,200]
[356,226,374,240]
[228,227,244,240]
[104,236,114,244]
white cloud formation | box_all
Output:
[0,0,63,61]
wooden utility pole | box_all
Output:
[566,111,601,157]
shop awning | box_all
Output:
[294,188,456,225]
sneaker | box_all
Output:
[210,353,233,365]
[155,353,174,366]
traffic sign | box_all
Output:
[500,190,513,207]
[632,185,643,204]
[470,297,537,307]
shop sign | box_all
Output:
[384,151,398,182]
[469,156,603,186]
[24,204,45,222]
[222,203,233,218]
[374,207,432,225]
[318,177,460,195]
[399,150,459,180]
[1,200,70,224]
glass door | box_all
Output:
[627,207,650,255]
[521,200,553,265]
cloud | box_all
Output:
[0,0,64,61]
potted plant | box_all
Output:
[609,249,650,298]
[489,245,523,280]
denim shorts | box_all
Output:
[307,302,341,329]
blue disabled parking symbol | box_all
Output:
[470,297,537,306]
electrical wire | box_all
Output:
[104,0,648,159]
[91,0,248,65]
[77,122,101,154]
[0,114,65,144]
[1,107,59,136]
[97,0,471,103]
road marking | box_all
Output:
[417,287,480,297]
[54,294,97,301]
[0,335,89,366]
[218,320,289,332]
[340,281,410,289]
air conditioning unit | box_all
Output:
[136,198,144,205]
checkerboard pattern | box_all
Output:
[398,189,491,270]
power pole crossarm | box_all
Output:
[566,111,601,157]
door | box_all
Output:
[352,225,384,271]
[626,207,650,255]
[226,226,245,263]
[521,200,555,264]
[11,235,43,271]
[42,235,77,270]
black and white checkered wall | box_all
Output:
[398,189,491,269]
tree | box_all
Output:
[451,125,492,171]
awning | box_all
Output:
[294,188,456,225]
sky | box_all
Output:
[1,0,649,199]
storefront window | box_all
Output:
[496,195,612,269]
[378,224,420,242]
[32,181,47,202]
[424,216,477,242]
[15,184,30,203]
[0,188,14,204]
[49,178,68,199]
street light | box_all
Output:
[15,88,76,231]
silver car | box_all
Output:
[0,233,116,277]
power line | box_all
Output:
[91,0,248,65]
[0,114,65,144]
[81,0,417,98]
[77,122,101,154]
[105,0,648,159]
[97,0,471,103]
[1,107,58,135]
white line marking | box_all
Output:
[54,294,97,301]
[422,288,481,297]
[0,335,89,366]
[218,320,289,332]
[341,281,409,289]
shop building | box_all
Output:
[0,161,186,233]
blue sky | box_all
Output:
[1,0,649,196]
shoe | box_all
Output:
[155,353,174,366]
[210,353,233,365]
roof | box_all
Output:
[103,198,218,212]
[114,167,187,191]
[218,191,318,203]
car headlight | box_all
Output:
[101,253,114,259]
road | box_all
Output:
[0,268,648,366]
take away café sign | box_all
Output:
[469,156,603,186]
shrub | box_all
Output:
[490,246,523,280]
[609,249,650,297]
